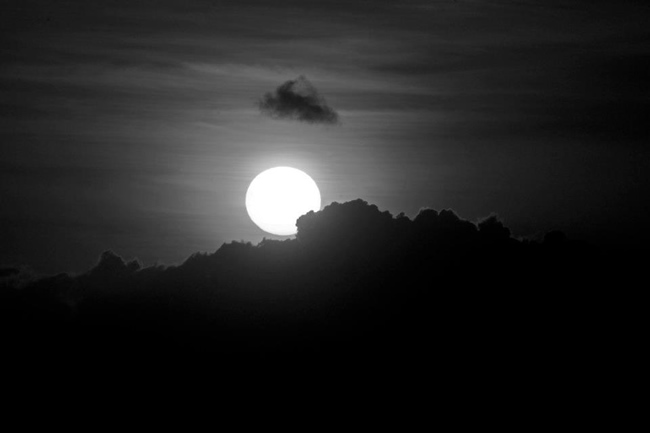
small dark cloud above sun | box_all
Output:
[258,76,339,125]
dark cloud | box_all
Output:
[258,75,339,124]
[5,197,642,398]
[5,197,633,370]
[0,267,20,278]
[0,265,36,289]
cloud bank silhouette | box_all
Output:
[258,76,339,124]
[4,197,621,372]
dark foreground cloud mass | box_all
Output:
[1,199,638,394]
[258,75,339,124]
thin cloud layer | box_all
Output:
[258,75,339,124]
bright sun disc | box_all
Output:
[246,167,321,236]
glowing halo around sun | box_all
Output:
[245,167,321,236]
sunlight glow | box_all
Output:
[246,167,321,236]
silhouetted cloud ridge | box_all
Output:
[4,198,626,367]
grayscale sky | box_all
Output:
[1,0,648,273]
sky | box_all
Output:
[1,0,649,274]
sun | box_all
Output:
[246,167,321,236]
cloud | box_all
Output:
[258,75,339,124]
[6,197,628,376]
[0,267,20,278]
